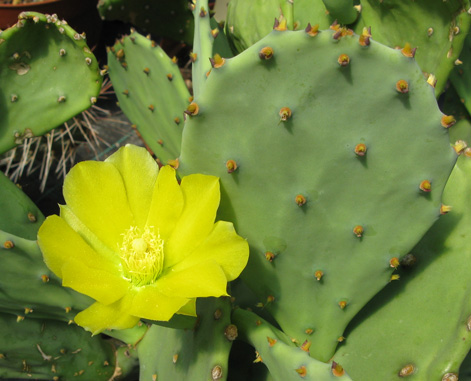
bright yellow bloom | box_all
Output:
[37,145,249,334]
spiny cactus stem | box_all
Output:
[191,0,214,97]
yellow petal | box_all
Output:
[127,286,190,321]
[60,205,119,265]
[74,300,140,335]
[165,174,220,267]
[61,261,129,305]
[157,260,229,298]
[172,221,249,281]
[106,145,159,227]
[177,299,197,317]
[38,215,120,278]
[146,165,183,241]
[63,160,134,251]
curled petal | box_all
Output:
[172,221,249,281]
[177,299,197,317]
[106,145,159,227]
[74,300,140,335]
[63,160,134,251]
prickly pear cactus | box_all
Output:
[233,308,353,380]
[224,0,299,53]
[0,12,102,155]
[0,312,119,380]
[321,0,358,24]
[450,32,471,116]
[137,297,233,380]
[351,0,471,95]
[0,172,92,321]
[179,26,456,360]
[107,30,190,163]
[334,150,471,381]
[97,0,194,44]
[225,0,471,94]
[0,171,44,240]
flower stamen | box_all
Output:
[120,226,164,287]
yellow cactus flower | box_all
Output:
[37,145,249,334]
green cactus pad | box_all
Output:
[225,0,471,95]
[450,32,471,116]
[137,297,233,380]
[97,0,194,44]
[334,153,471,380]
[0,230,92,321]
[0,12,102,155]
[0,172,92,321]
[225,0,299,54]
[321,0,358,24]
[0,171,44,240]
[108,31,190,164]
[191,0,215,97]
[233,308,353,380]
[180,28,456,361]
[352,0,471,95]
[211,18,234,61]
[0,312,118,380]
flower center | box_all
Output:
[120,226,164,287]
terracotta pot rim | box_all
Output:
[0,0,63,8]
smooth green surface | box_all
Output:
[334,153,471,380]
[108,31,190,164]
[192,0,214,98]
[0,12,102,154]
[180,29,456,361]
[322,0,358,24]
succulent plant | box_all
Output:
[224,0,471,95]
[0,12,102,155]
[3,0,471,380]
[179,22,457,362]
